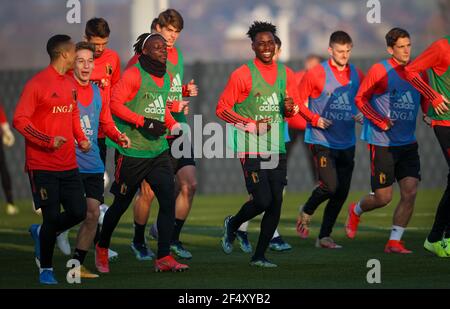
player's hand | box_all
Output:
[383,119,394,131]
[434,95,449,115]
[79,140,91,153]
[316,117,332,129]
[180,100,190,115]
[353,112,364,125]
[143,117,166,137]
[255,118,271,135]
[284,90,294,113]
[53,136,67,150]
[1,123,15,147]
[422,115,432,127]
[187,79,198,97]
[118,133,131,148]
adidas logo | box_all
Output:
[51,92,59,98]
[329,92,352,111]
[80,115,94,136]
[144,95,165,115]
[391,90,415,110]
[258,93,280,112]
[170,73,182,93]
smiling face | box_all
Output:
[73,48,94,85]
[252,32,275,64]
[387,37,411,65]
[143,35,168,64]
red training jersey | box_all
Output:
[355,58,428,130]
[405,38,450,127]
[13,65,87,171]
[110,66,178,130]
[216,58,317,132]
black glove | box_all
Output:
[142,117,166,137]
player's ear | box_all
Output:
[83,35,88,43]
[386,46,394,56]
[327,46,333,57]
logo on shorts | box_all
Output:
[251,172,259,184]
[40,188,48,201]
[120,183,128,195]
[379,172,386,185]
[320,156,327,168]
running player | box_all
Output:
[95,33,189,273]
[404,35,450,257]
[345,28,428,253]
[128,9,198,260]
[13,34,90,284]
[235,36,293,253]
[295,31,364,249]
[69,42,130,278]
[286,54,322,182]
[217,21,329,267]
[0,103,18,215]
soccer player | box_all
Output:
[235,36,293,253]
[0,103,18,215]
[404,35,450,257]
[13,34,91,284]
[295,31,364,249]
[345,28,428,253]
[95,33,189,273]
[83,17,122,260]
[69,42,130,278]
[84,17,121,165]
[286,54,322,181]
[216,21,329,267]
[128,9,198,260]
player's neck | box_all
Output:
[73,75,89,86]
[50,60,69,75]
[391,56,407,66]
[330,58,346,71]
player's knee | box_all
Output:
[375,192,392,207]
[319,181,337,196]
[254,195,272,212]
[401,187,418,203]
[180,181,197,198]
[86,207,100,223]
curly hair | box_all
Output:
[246,21,276,42]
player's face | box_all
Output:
[304,57,321,70]
[87,36,109,58]
[74,49,94,84]
[273,45,281,62]
[143,36,168,64]
[388,37,411,65]
[252,32,275,64]
[156,24,180,48]
[328,43,352,68]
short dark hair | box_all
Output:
[150,18,158,32]
[329,31,352,46]
[247,21,276,42]
[385,27,410,47]
[46,34,72,60]
[157,9,184,31]
[85,17,110,39]
[274,35,281,48]
[75,41,95,54]
[305,54,323,62]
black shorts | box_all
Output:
[28,168,85,210]
[111,150,174,198]
[80,173,104,203]
[167,137,196,174]
[240,154,287,194]
[370,143,421,191]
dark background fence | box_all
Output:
[0,58,446,200]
